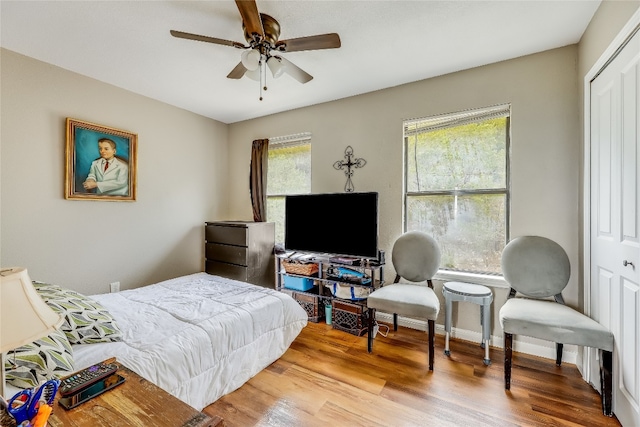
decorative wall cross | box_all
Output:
[333,146,367,192]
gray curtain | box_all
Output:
[249,138,269,222]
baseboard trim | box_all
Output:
[375,312,577,364]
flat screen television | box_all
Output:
[285,192,379,259]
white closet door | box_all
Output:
[590,28,640,426]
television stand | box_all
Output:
[275,253,384,335]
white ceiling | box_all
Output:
[1,1,601,124]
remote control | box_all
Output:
[59,362,119,397]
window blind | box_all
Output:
[268,132,312,149]
[404,104,510,136]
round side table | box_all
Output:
[443,281,493,365]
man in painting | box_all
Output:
[82,138,129,195]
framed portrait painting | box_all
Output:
[65,118,137,201]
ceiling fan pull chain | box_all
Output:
[259,58,264,101]
[263,57,268,94]
[263,56,268,93]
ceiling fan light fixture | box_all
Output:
[241,49,260,71]
[245,67,261,82]
[171,0,340,100]
[267,56,285,78]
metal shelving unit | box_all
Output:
[275,254,384,298]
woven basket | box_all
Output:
[282,261,319,276]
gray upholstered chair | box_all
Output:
[499,236,614,416]
[367,231,441,371]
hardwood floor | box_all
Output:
[203,322,622,427]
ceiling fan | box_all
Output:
[170,0,341,99]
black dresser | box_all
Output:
[205,221,275,288]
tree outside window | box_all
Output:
[404,105,510,274]
[267,134,311,244]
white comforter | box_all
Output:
[71,272,307,410]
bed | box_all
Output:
[5,272,308,411]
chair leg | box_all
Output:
[393,313,398,331]
[556,343,563,366]
[367,308,374,353]
[504,333,513,390]
[444,291,452,356]
[428,319,435,371]
[600,349,613,416]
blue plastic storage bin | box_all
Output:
[284,275,314,291]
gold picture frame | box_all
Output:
[65,118,137,201]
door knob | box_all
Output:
[623,260,635,268]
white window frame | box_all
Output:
[403,104,511,286]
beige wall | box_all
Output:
[225,46,586,354]
[229,46,581,306]
[0,49,230,295]
[578,0,640,78]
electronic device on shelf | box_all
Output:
[328,256,360,265]
[58,373,126,410]
[284,192,379,260]
[59,362,119,397]
[326,266,372,285]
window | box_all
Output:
[267,132,312,244]
[404,104,510,275]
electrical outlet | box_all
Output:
[110,281,120,293]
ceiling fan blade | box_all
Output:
[227,62,248,79]
[276,33,341,52]
[277,56,313,84]
[170,30,246,49]
[235,0,264,41]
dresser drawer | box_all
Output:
[206,243,248,266]
[205,224,248,246]
[204,221,275,288]
[205,260,248,282]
